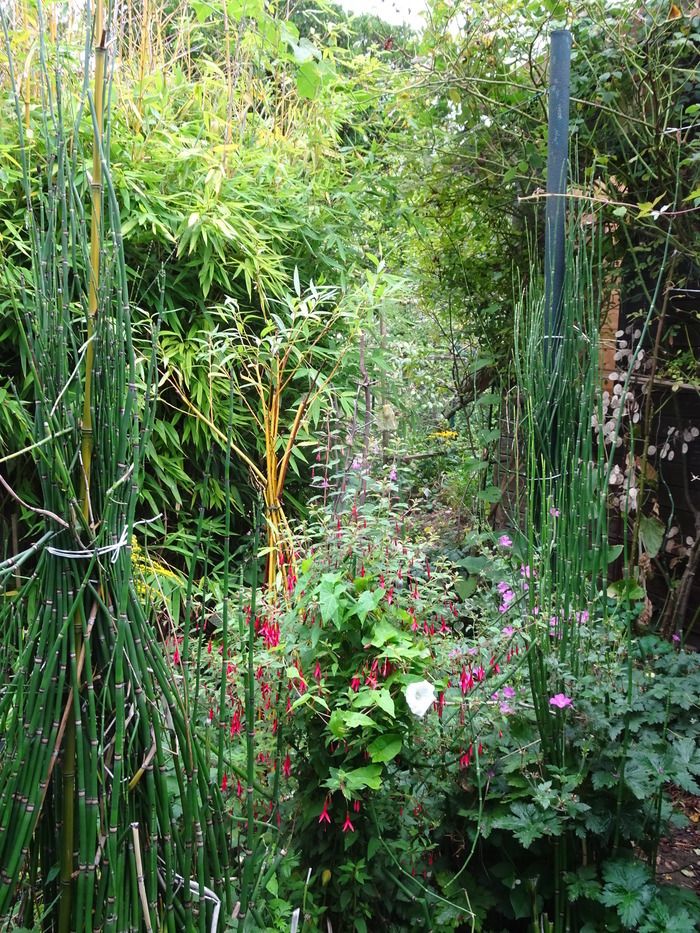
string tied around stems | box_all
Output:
[46,515,161,563]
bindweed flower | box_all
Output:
[498,535,513,547]
[405,680,436,717]
[549,693,573,709]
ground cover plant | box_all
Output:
[0,0,699,930]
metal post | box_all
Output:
[544,29,572,356]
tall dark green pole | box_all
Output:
[544,29,571,361]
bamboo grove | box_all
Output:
[0,4,234,928]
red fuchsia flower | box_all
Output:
[474,666,485,682]
[342,813,355,833]
[173,646,180,665]
[313,661,322,682]
[209,707,214,723]
[437,691,446,719]
[230,710,242,736]
[350,675,361,692]
[460,666,473,695]
[282,754,292,778]
[319,798,331,825]
[221,773,228,792]
[353,800,361,813]
[460,745,473,769]
[237,779,243,799]
[549,693,573,709]
[207,641,212,655]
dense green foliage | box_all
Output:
[0,0,699,930]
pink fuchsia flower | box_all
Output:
[319,799,331,824]
[498,535,513,547]
[350,675,361,692]
[342,813,355,833]
[549,693,573,709]
[282,754,292,778]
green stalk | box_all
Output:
[239,519,260,927]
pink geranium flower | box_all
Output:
[498,535,513,547]
[549,693,573,709]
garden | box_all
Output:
[0,0,699,930]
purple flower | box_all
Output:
[388,466,398,482]
[574,610,589,624]
[502,685,516,699]
[672,632,681,644]
[549,507,560,518]
[549,693,573,709]
[499,702,513,715]
[520,564,533,579]
[501,625,515,636]
[498,535,513,548]
[351,457,362,470]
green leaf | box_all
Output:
[368,733,402,763]
[344,764,382,791]
[607,578,645,601]
[454,576,477,600]
[356,588,383,622]
[297,61,321,100]
[477,485,502,504]
[639,515,665,559]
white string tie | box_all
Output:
[46,515,161,563]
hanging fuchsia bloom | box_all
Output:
[282,754,292,778]
[208,707,214,723]
[318,798,331,825]
[173,646,180,665]
[230,710,242,736]
[459,666,472,695]
[549,693,573,709]
[221,773,228,792]
[314,661,322,682]
[350,675,361,692]
[237,779,243,798]
[342,813,355,833]
[353,799,361,813]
